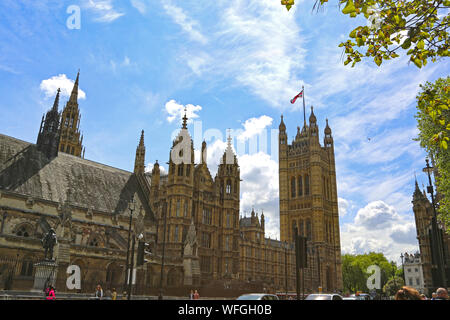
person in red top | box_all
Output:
[193,290,200,300]
[46,285,56,300]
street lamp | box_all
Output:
[400,253,406,285]
[123,198,136,292]
[158,200,169,300]
[422,157,447,288]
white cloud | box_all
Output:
[340,201,419,262]
[162,2,207,44]
[164,100,202,124]
[237,115,273,141]
[84,0,125,22]
[130,0,147,14]
[239,151,279,239]
[40,74,86,100]
[204,0,306,108]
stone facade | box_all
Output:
[402,252,425,293]
[412,180,450,294]
[278,106,343,293]
[0,76,344,295]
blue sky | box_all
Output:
[0,0,448,262]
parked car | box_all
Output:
[350,293,372,300]
[305,294,344,300]
[343,297,358,300]
[236,293,280,300]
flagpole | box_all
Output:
[302,85,306,127]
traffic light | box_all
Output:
[137,241,152,266]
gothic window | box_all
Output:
[184,202,188,217]
[70,118,74,128]
[88,236,100,247]
[178,165,184,176]
[202,208,212,225]
[64,118,69,127]
[20,259,33,277]
[226,180,232,194]
[66,145,71,153]
[234,181,237,194]
[292,220,297,237]
[15,224,32,238]
[291,177,296,198]
[225,236,230,251]
[226,212,231,227]
[186,164,190,177]
[306,219,312,241]
[328,179,331,199]
[174,226,179,242]
[202,232,211,248]
[305,175,310,196]
[176,200,180,217]
[298,175,303,197]
[167,225,170,242]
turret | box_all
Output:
[37,89,61,159]
[134,130,146,174]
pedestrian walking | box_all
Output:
[95,284,103,300]
[434,288,448,300]
[431,292,437,300]
[111,288,117,300]
[189,290,194,300]
[193,289,200,300]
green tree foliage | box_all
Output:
[383,276,405,297]
[342,252,399,294]
[282,1,449,68]
[415,77,450,232]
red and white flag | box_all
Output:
[290,90,304,104]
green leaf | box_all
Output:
[440,140,448,150]
[342,0,356,15]
[374,56,382,66]
[413,59,423,68]
[417,40,425,50]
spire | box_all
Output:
[69,70,80,104]
[325,118,332,135]
[309,106,317,124]
[279,114,286,131]
[52,88,61,111]
[182,108,188,129]
[134,130,146,174]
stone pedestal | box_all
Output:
[32,260,59,292]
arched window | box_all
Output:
[178,165,184,176]
[305,174,310,196]
[328,179,331,200]
[226,180,232,194]
[291,177,296,198]
[176,200,180,217]
[174,225,179,242]
[234,181,237,194]
[184,202,188,217]
[306,219,312,241]
[15,224,33,238]
[20,259,33,277]
[298,175,303,197]
[299,220,304,237]
[186,164,190,177]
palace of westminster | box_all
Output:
[0,71,353,296]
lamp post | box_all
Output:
[423,158,447,288]
[400,253,406,285]
[284,241,288,299]
[123,198,136,292]
[391,261,397,293]
[158,200,169,300]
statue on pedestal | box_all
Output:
[42,228,58,261]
